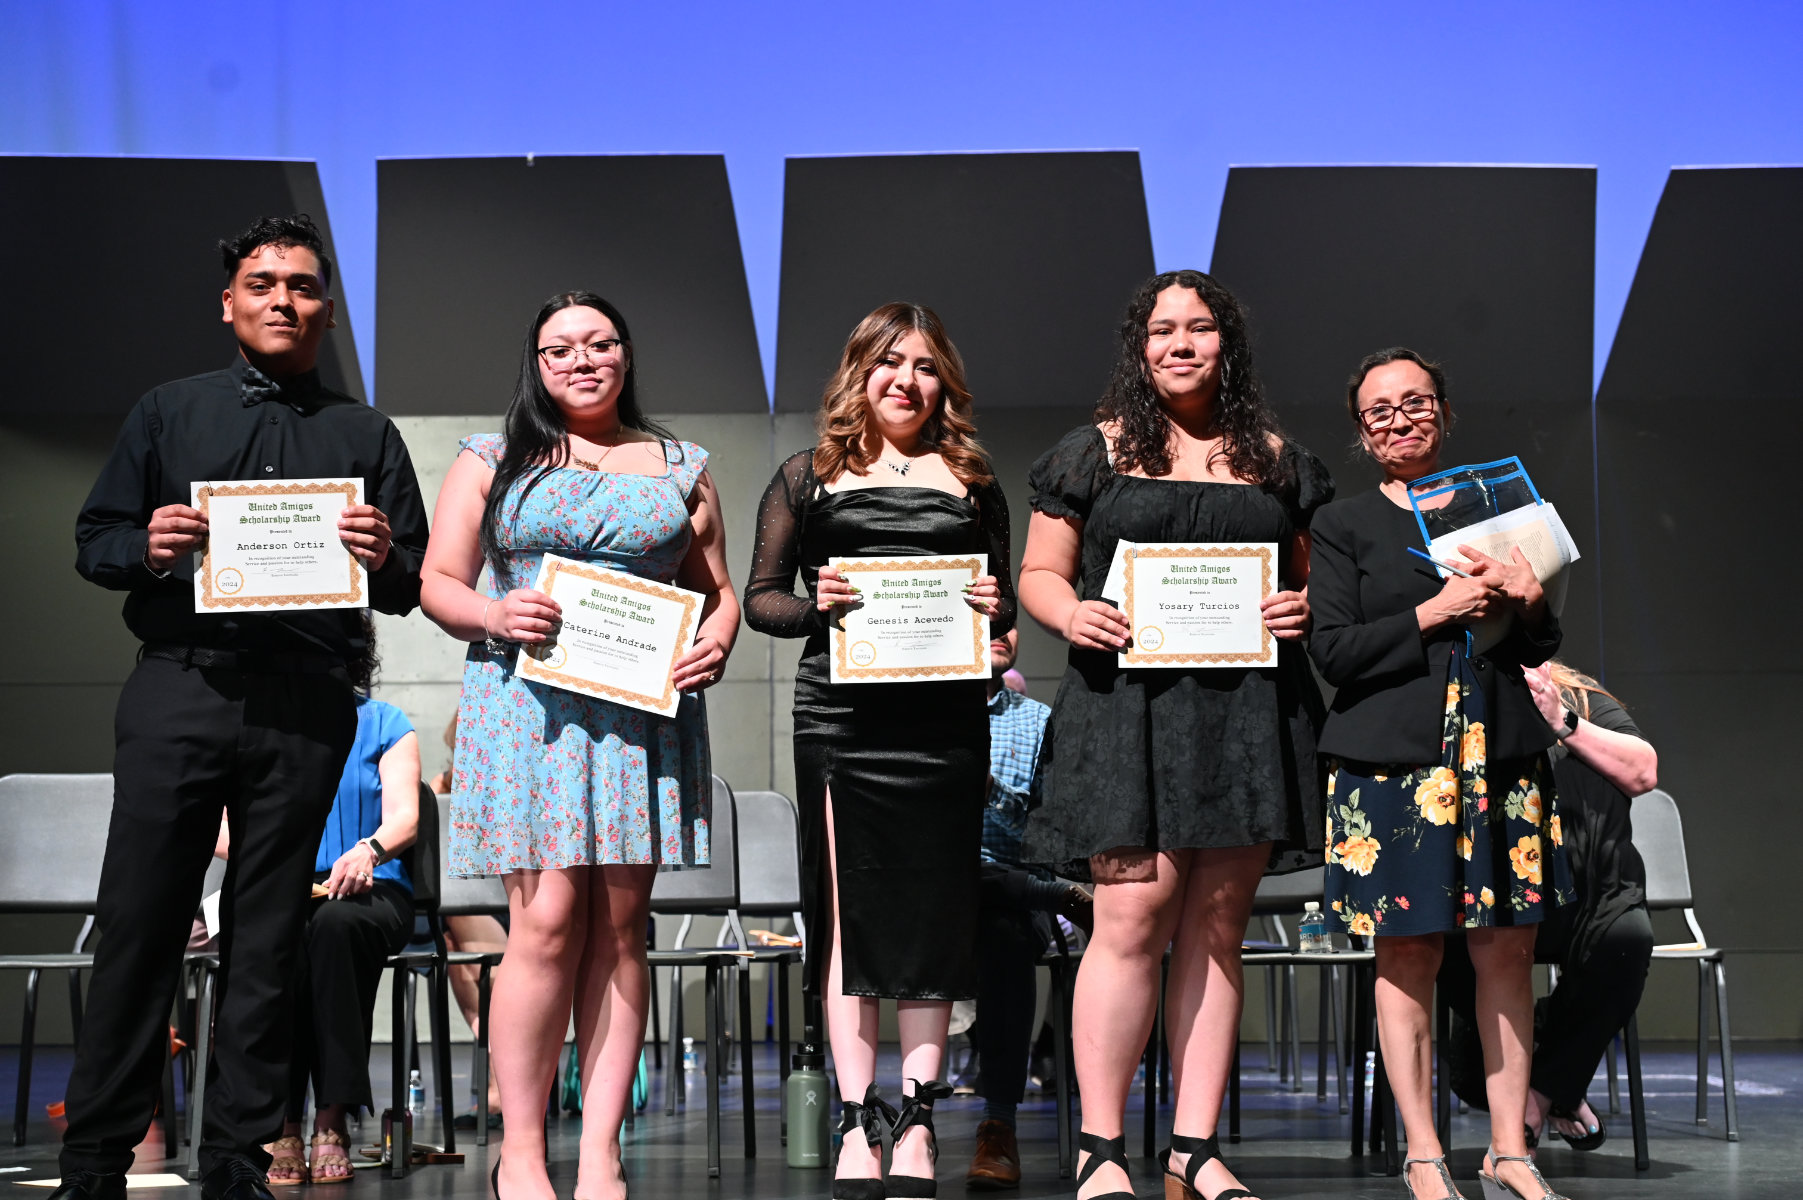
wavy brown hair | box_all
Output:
[1548,660,1621,721]
[813,302,993,487]
[1098,270,1284,486]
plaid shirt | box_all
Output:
[982,687,1051,865]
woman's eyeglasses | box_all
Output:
[537,339,624,370]
[1358,394,1439,431]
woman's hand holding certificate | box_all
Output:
[826,555,992,683]
[1111,541,1282,668]
[515,553,704,717]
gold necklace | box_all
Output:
[569,436,625,471]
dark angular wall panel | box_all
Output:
[774,152,1154,413]
[1595,168,1803,954]
[0,157,363,419]
[1210,166,1597,661]
[375,156,765,415]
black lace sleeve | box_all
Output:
[743,450,826,639]
[1027,425,1111,522]
[976,479,1018,638]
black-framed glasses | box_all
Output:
[537,339,624,369]
[1357,393,1439,431]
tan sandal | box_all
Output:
[310,1129,355,1185]
[266,1137,307,1187]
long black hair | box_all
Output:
[478,291,677,587]
[1096,270,1284,487]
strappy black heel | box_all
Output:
[886,1079,953,1198]
[1160,1133,1254,1200]
[1075,1131,1135,1200]
[833,1083,895,1200]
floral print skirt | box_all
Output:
[1324,642,1572,937]
[448,647,711,876]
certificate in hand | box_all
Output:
[516,553,702,717]
[1119,543,1278,668]
[193,477,366,612]
[828,554,990,684]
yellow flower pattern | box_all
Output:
[1325,644,1571,935]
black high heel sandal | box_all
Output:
[489,1157,502,1200]
[834,1084,896,1200]
[1160,1133,1254,1200]
[886,1080,953,1198]
[1074,1131,1135,1200]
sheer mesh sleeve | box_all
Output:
[976,480,1018,638]
[743,450,826,639]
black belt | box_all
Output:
[140,643,345,675]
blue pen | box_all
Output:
[1406,546,1476,578]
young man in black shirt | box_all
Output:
[56,215,429,1200]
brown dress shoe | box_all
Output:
[965,1118,1022,1189]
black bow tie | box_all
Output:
[239,364,321,409]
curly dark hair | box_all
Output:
[1096,269,1283,486]
[349,610,380,695]
[218,213,332,291]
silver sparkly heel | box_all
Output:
[1403,1155,1462,1200]
[1478,1148,1569,1200]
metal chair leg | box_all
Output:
[1263,963,1279,1074]
[1694,959,1709,1125]
[1330,964,1348,1114]
[186,967,215,1181]
[1286,964,1303,1093]
[738,963,756,1157]
[705,964,721,1177]
[666,965,683,1116]
[1606,1034,1621,1115]
[431,962,457,1152]
[1052,959,1073,1179]
[777,959,792,1145]
[1316,967,1330,1102]
[15,968,40,1146]
[1435,990,1452,1150]
[1625,1014,1649,1171]
[1228,1042,1241,1143]
[1714,960,1739,1141]
[476,964,493,1146]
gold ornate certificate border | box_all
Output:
[195,480,363,609]
[517,559,700,714]
[831,555,987,682]
[1121,544,1274,667]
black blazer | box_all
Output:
[1308,486,1561,763]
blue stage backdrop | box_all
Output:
[3,1,1800,400]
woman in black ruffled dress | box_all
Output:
[1018,271,1332,1200]
[744,303,1014,1200]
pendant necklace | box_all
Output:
[878,457,912,476]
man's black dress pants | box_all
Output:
[60,656,355,1176]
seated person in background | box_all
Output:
[427,712,507,1128]
[965,629,1092,1191]
[262,636,419,1185]
[1438,659,1658,1152]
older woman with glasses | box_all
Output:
[1308,348,1574,1200]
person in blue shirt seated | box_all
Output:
[965,629,1092,1190]
[261,638,420,1185]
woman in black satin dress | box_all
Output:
[1018,271,1332,1200]
[744,302,1014,1200]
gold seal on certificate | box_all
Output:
[516,553,702,717]
[828,554,990,684]
[193,477,366,612]
[1118,542,1277,668]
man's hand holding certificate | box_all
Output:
[516,553,703,717]
[1106,541,1281,668]
[828,554,991,683]
[192,477,369,611]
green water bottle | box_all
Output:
[785,1029,830,1169]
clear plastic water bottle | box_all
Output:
[406,1068,423,1115]
[1299,901,1329,953]
[682,1035,698,1071]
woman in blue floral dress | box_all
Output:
[422,292,738,1200]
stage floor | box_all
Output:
[3,1041,1797,1199]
